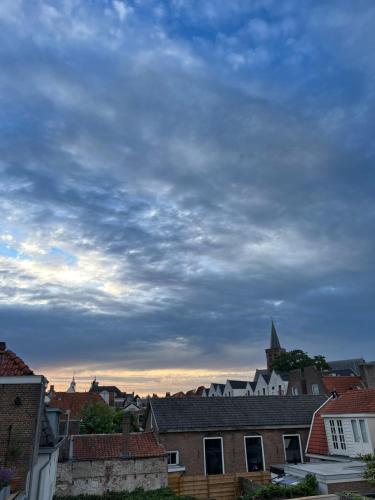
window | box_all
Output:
[283,435,302,464]
[329,419,339,449]
[278,385,282,395]
[204,438,224,475]
[351,420,360,443]
[329,419,346,450]
[359,420,369,443]
[311,384,320,395]
[244,436,265,472]
[337,420,346,450]
[262,388,266,395]
[167,451,179,466]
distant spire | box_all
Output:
[270,320,281,349]
[67,375,76,393]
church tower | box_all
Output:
[265,321,286,371]
[66,375,76,393]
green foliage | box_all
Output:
[270,349,330,373]
[54,487,195,499]
[244,473,318,499]
[79,402,116,434]
[113,409,125,433]
[361,453,375,485]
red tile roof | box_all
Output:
[72,432,165,460]
[307,403,329,456]
[0,343,34,376]
[322,388,375,414]
[49,392,104,419]
[322,375,364,394]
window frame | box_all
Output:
[203,436,225,476]
[244,435,266,472]
[282,434,303,464]
[167,450,179,466]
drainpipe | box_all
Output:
[35,453,51,500]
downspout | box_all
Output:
[35,453,51,500]
[26,378,46,500]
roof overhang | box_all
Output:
[323,413,375,418]
[159,424,311,433]
[0,375,45,384]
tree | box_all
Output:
[362,453,375,485]
[271,349,330,372]
[80,402,115,434]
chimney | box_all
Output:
[0,342,6,352]
[122,412,131,458]
[50,385,55,394]
[166,392,171,397]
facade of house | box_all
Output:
[55,415,167,496]
[0,341,62,500]
[146,395,326,476]
[208,382,225,397]
[223,380,250,397]
[284,388,375,495]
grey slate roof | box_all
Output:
[150,395,326,432]
[254,369,269,382]
[227,380,249,389]
[327,359,365,376]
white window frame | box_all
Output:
[244,435,266,472]
[203,437,225,476]
[167,450,179,466]
[311,384,320,395]
[282,434,303,464]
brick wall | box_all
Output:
[328,480,375,495]
[158,428,310,475]
[55,456,168,496]
[0,382,43,491]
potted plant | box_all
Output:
[0,469,13,500]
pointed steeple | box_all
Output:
[67,375,76,393]
[270,320,281,349]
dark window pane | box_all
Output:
[245,437,264,471]
[284,435,302,463]
[205,438,223,475]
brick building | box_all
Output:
[146,395,326,475]
[55,415,167,496]
[0,341,62,499]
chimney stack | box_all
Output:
[122,412,131,458]
[0,342,6,352]
[50,385,55,394]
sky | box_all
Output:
[1,0,375,395]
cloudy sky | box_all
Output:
[1,0,375,394]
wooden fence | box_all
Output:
[168,470,270,499]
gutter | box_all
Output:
[305,396,332,455]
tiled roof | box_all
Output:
[0,343,34,376]
[306,403,329,456]
[322,388,375,414]
[150,395,326,432]
[90,385,123,397]
[322,375,364,394]
[49,392,104,419]
[72,432,165,460]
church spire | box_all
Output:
[265,320,286,371]
[270,320,281,349]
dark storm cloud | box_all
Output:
[0,0,375,389]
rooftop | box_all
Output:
[72,432,165,460]
[0,341,34,376]
[322,388,375,414]
[150,395,326,432]
[49,391,105,418]
[322,375,364,394]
